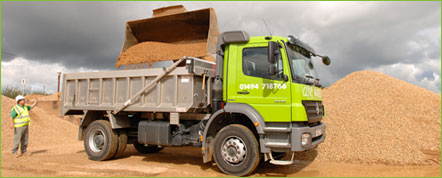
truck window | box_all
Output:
[242,47,283,80]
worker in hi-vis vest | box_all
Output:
[10,95,38,158]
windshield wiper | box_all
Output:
[304,74,322,87]
[304,74,314,79]
[303,74,315,85]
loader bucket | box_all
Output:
[116,5,219,69]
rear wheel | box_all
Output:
[84,120,118,161]
[112,131,128,158]
[133,143,164,154]
[213,124,260,176]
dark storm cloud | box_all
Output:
[315,2,441,78]
[207,1,440,87]
[2,1,441,89]
[2,1,165,69]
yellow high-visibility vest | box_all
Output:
[12,105,30,128]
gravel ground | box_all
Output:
[313,71,441,165]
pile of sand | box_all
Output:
[24,92,81,125]
[116,41,214,68]
[39,92,60,101]
[1,95,80,155]
[24,94,45,101]
[25,92,60,101]
[313,71,441,165]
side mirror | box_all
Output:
[268,41,279,76]
[268,41,278,65]
[322,56,331,66]
[268,65,276,76]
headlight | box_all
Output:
[301,133,311,146]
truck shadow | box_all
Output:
[253,149,318,176]
[131,146,218,172]
[125,145,318,176]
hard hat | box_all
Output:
[15,95,25,103]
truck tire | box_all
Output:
[84,120,118,161]
[112,131,128,158]
[213,124,260,176]
[133,143,164,154]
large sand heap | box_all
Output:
[25,92,60,101]
[1,95,80,155]
[315,71,441,165]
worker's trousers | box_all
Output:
[12,126,28,154]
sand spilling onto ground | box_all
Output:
[312,71,441,166]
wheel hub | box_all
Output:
[221,137,246,165]
[89,129,105,152]
[94,135,104,146]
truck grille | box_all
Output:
[302,101,324,123]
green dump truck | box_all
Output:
[61,6,330,176]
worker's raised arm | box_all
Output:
[10,117,14,129]
[31,99,38,109]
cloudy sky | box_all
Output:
[1,1,441,93]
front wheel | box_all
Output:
[213,124,260,176]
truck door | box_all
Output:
[233,42,292,122]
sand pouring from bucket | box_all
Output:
[116,5,220,69]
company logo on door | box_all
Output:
[303,86,322,98]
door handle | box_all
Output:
[237,91,250,95]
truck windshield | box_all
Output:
[286,44,319,85]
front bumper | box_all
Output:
[291,122,325,151]
[260,122,325,153]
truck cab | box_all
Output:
[226,35,324,123]
[202,31,328,175]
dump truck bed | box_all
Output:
[61,57,215,116]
